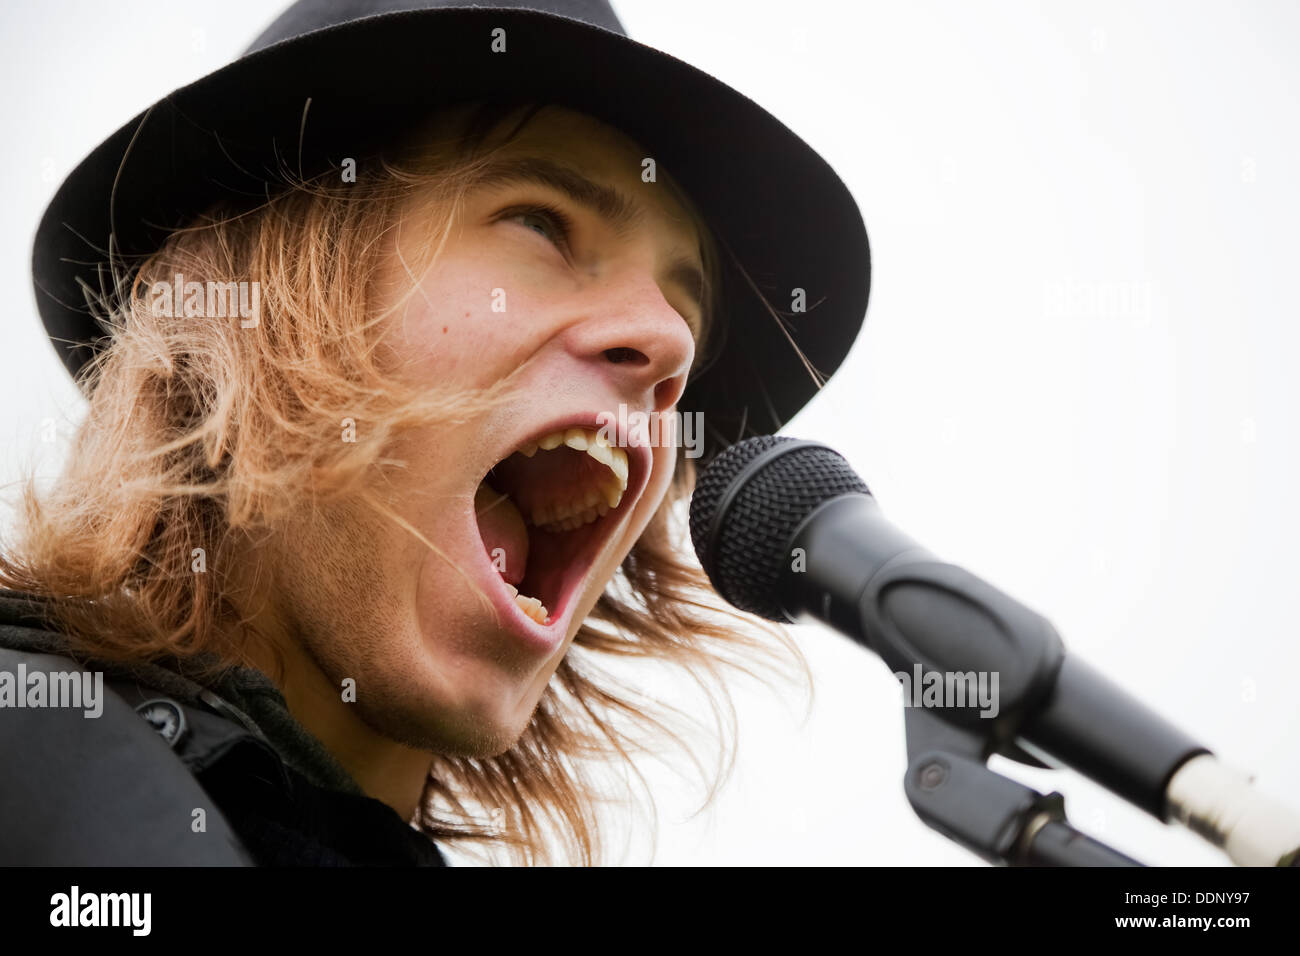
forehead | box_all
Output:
[483,106,703,253]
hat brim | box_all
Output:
[31,7,870,465]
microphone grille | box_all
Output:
[689,435,869,621]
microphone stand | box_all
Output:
[901,705,1143,865]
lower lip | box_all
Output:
[475,499,635,654]
[485,568,571,654]
[473,519,609,655]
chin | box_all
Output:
[354,656,539,760]
[405,707,532,761]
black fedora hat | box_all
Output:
[31,0,870,465]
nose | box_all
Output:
[561,275,696,413]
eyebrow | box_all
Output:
[470,155,708,330]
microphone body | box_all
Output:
[785,490,1207,820]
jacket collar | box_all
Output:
[0,589,364,796]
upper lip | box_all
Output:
[482,410,654,503]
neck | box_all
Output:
[241,609,433,822]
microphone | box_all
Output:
[689,435,1300,866]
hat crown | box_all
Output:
[245,0,626,55]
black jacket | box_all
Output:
[0,591,447,866]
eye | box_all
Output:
[499,202,574,255]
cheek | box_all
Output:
[385,233,572,381]
[389,254,534,384]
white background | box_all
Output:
[2,0,1297,866]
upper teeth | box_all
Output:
[518,427,628,532]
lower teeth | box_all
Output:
[504,580,548,624]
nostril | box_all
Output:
[604,347,648,366]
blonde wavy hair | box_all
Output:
[0,101,813,865]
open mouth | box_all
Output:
[473,422,639,631]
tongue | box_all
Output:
[475,482,528,586]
